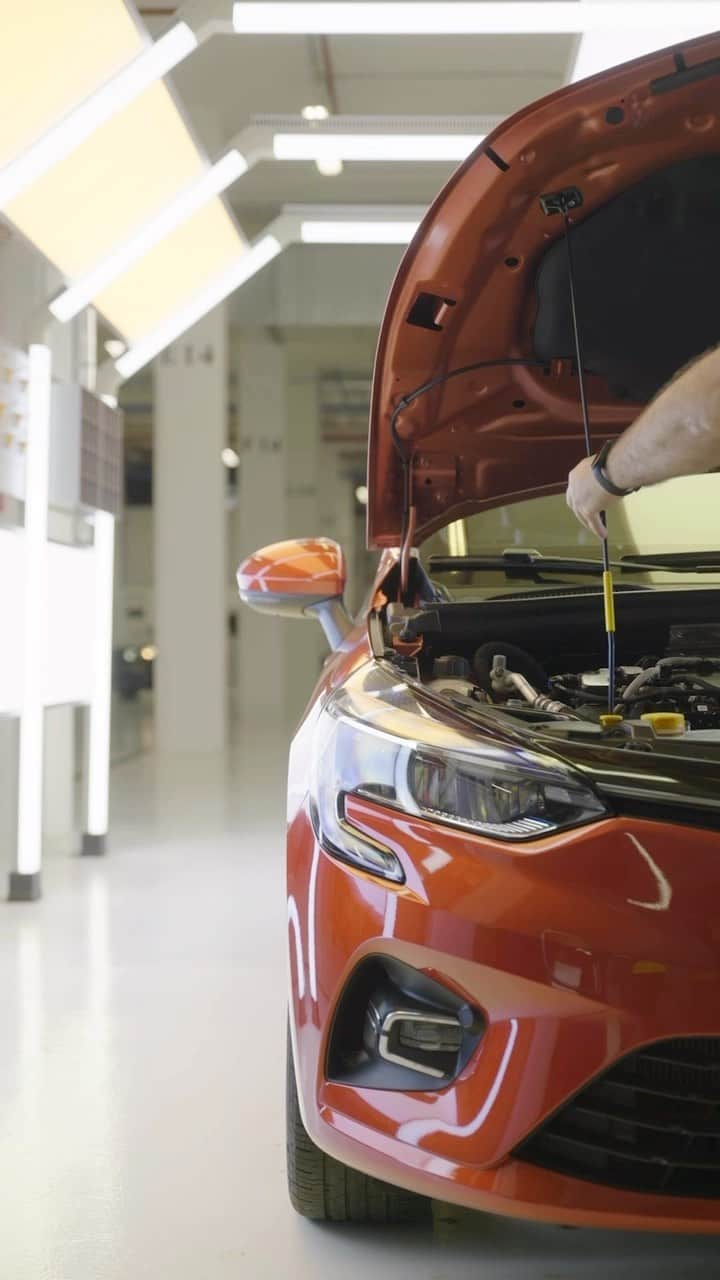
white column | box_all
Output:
[0,721,18,874]
[284,345,324,723]
[11,344,51,901]
[42,707,75,854]
[154,307,227,753]
[43,307,98,858]
[82,510,115,853]
[235,332,288,722]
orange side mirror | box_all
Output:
[237,538,350,648]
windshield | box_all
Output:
[422,476,720,600]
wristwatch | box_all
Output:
[591,440,637,498]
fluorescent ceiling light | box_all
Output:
[234,3,718,35]
[17,345,52,878]
[316,156,344,176]
[275,132,483,162]
[0,23,197,209]
[301,219,419,244]
[50,149,247,322]
[116,235,282,379]
[86,510,115,839]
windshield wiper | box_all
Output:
[428,550,720,578]
[620,551,720,572]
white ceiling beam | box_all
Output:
[115,233,285,379]
[48,116,483,333]
[568,0,709,81]
[230,3,719,36]
[111,205,424,380]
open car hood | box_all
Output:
[368,30,720,547]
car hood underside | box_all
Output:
[367,30,720,546]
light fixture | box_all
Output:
[85,510,115,848]
[221,446,240,468]
[301,104,330,121]
[50,149,248,322]
[315,155,344,177]
[116,235,282,378]
[0,23,198,210]
[301,219,419,244]
[233,2,718,35]
[16,345,52,885]
[275,133,484,162]
[355,484,368,505]
[104,339,126,359]
[99,393,119,409]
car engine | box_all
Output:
[423,623,720,737]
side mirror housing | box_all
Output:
[237,538,351,649]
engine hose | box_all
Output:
[624,669,720,703]
[625,687,707,703]
[622,666,658,702]
[681,675,720,695]
[473,641,550,696]
[507,671,571,716]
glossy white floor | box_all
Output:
[2,717,720,1278]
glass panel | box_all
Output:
[422,477,720,599]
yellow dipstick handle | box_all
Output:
[602,570,616,634]
[600,714,623,729]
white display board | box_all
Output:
[0,342,115,899]
[0,533,98,714]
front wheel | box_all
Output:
[286,1034,431,1224]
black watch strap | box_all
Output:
[591,440,636,498]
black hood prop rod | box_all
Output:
[559,195,618,714]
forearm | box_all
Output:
[606,347,720,491]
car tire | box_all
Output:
[286,1033,431,1224]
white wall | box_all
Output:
[0,235,78,379]
[0,233,86,865]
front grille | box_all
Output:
[517,1038,720,1197]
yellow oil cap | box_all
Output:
[641,712,686,736]
[600,714,624,730]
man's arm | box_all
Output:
[566,345,720,537]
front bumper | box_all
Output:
[288,800,720,1231]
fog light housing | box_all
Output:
[328,956,484,1090]
[379,1009,465,1079]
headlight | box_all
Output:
[309,668,607,882]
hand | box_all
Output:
[566,456,620,539]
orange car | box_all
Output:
[239,32,720,1232]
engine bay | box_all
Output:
[378,584,720,747]
[427,629,720,740]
